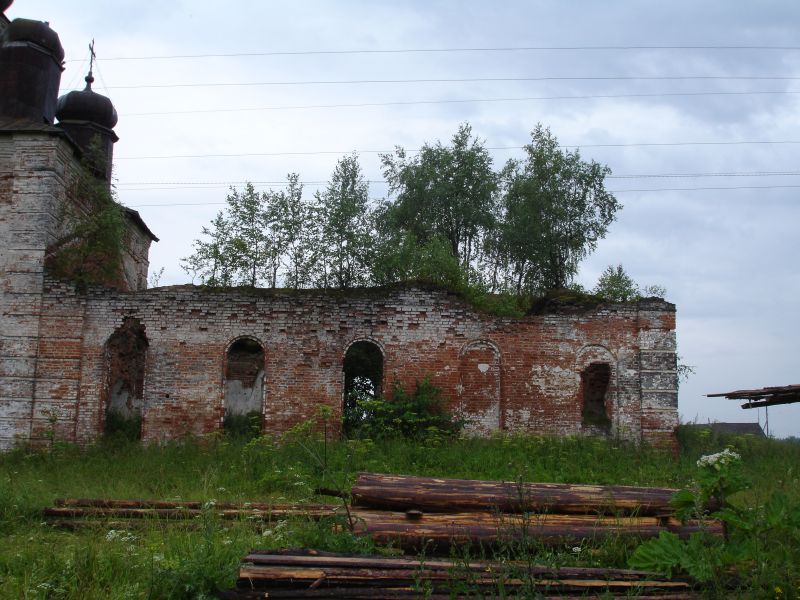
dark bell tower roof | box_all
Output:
[55,73,118,130]
[5,17,65,63]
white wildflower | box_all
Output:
[572,546,582,553]
[697,448,741,469]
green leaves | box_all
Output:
[500,124,620,292]
[46,156,127,290]
[183,122,619,297]
[345,377,464,441]
[628,531,686,578]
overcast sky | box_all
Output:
[8,1,800,436]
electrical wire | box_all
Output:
[114,140,800,160]
[62,75,800,91]
[119,90,800,117]
[62,44,800,63]
[121,183,800,207]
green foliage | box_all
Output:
[345,378,464,441]
[181,176,314,288]
[499,125,620,292]
[593,264,640,301]
[46,154,126,290]
[2,430,800,598]
[371,231,465,289]
[594,264,667,301]
[379,122,497,273]
[184,122,619,303]
[313,153,374,288]
[629,443,800,594]
[222,411,262,439]
[103,409,142,442]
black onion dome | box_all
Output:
[1,0,14,14]
[56,74,118,129]
[6,18,65,63]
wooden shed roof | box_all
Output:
[707,384,800,409]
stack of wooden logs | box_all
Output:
[225,549,701,599]
[45,472,721,549]
[342,473,721,549]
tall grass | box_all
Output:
[0,428,797,598]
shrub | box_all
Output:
[346,377,463,440]
[104,409,142,441]
[223,411,262,439]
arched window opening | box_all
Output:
[581,362,611,430]
[342,340,383,436]
[103,318,148,440]
[224,338,265,438]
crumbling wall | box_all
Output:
[26,282,677,448]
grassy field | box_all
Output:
[0,427,798,599]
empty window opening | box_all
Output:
[581,362,611,430]
[342,341,383,436]
[224,338,265,438]
[103,318,148,440]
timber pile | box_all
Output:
[223,549,701,599]
[45,473,722,548]
[343,473,721,549]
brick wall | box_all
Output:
[29,281,677,447]
[1,133,678,451]
[0,132,76,449]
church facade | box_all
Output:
[0,12,679,450]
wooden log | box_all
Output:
[347,508,721,546]
[242,551,685,580]
[351,473,695,516]
[235,551,696,595]
[54,498,336,512]
[225,589,700,599]
[44,504,338,521]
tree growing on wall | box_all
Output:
[314,153,374,289]
[183,122,620,300]
[379,123,497,281]
[498,125,620,293]
[46,153,126,289]
[594,264,667,301]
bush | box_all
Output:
[104,409,142,441]
[223,411,262,439]
[346,377,463,441]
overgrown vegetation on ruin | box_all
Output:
[0,428,798,598]
[182,124,634,309]
[45,147,127,290]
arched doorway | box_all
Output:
[342,340,384,436]
[103,318,148,439]
[581,362,612,432]
[223,337,265,437]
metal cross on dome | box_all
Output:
[88,39,96,78]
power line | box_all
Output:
[122,183,800,207]
[64,44,800,62]
[114,140,800,160]
[114,171,800,188]
[69,75,800,91]
[120,90,800,117]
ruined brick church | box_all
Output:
[0,12,679,451]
